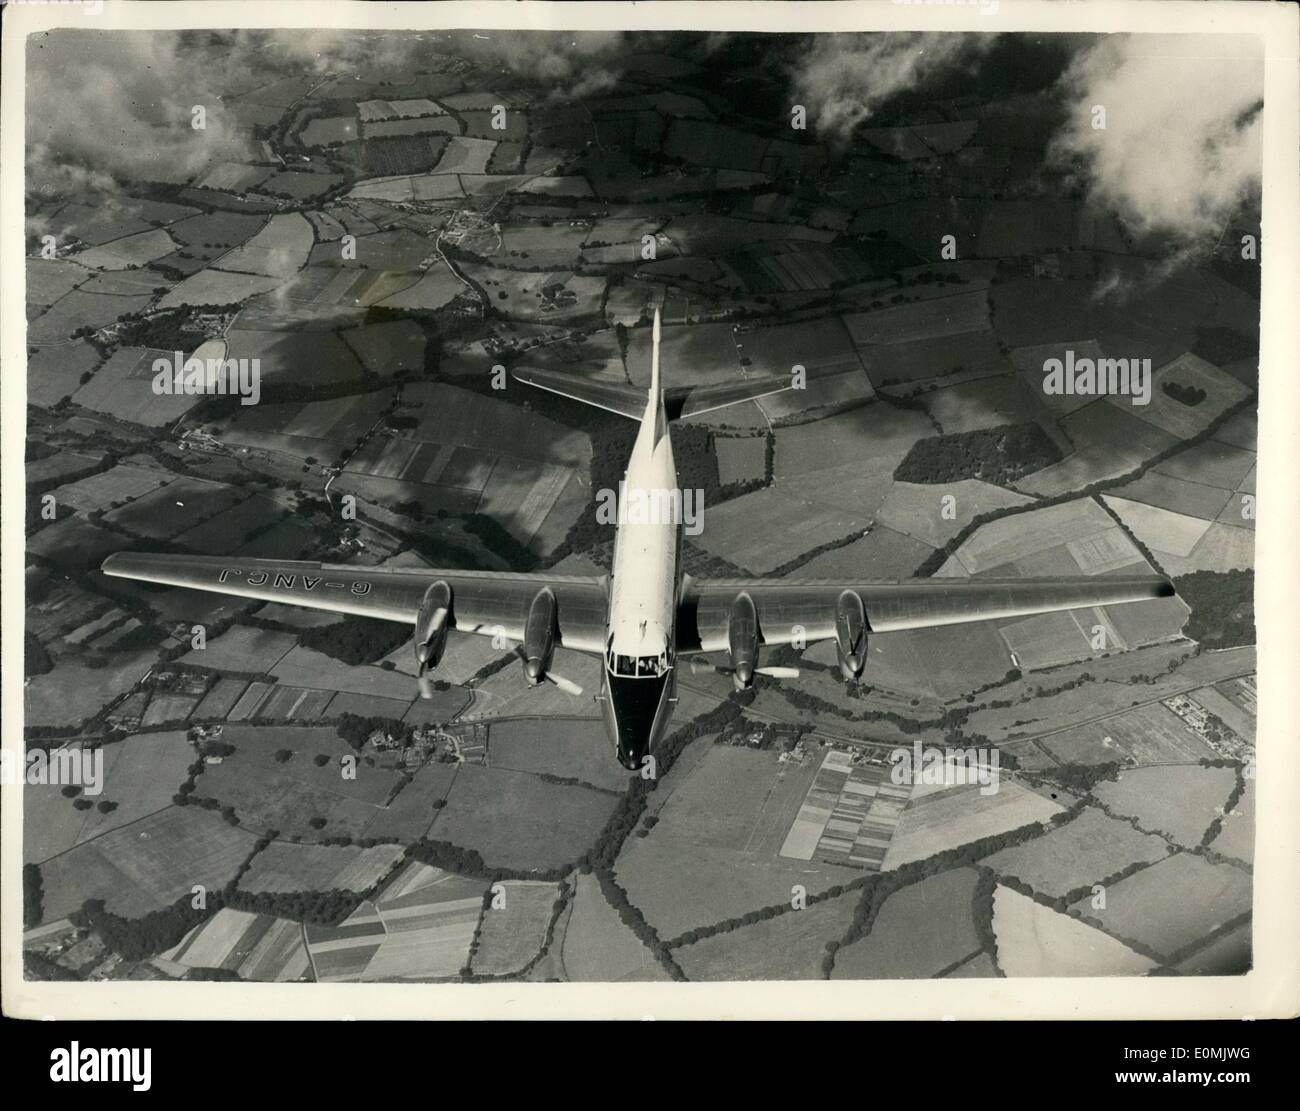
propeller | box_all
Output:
[510,644,584,697]
[689,659,800,681]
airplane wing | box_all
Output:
[676,575,1177,654]
[100,552,609,654]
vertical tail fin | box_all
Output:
[644,306,666,439]
[650,306,661,403]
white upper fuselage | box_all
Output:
[607,395,678,663]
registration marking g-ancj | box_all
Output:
[217,568,372,594]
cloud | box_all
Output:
[1049,34,1263,245]
[25,30,255,199]
[790,32,994,145]
[454,30,634,101]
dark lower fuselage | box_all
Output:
[602,665,676,771]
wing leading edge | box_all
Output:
[677,575,1177,654]
[99,552,609,654]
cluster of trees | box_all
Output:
[172,757,208,806]
[226,887,362,927]
[969,867,1001,973]
[405,838,496,879]
[23,864,43,929]
[115,307,222,351]
[1162,380,1208,406]
[336,712,413,752]
[1200,765,1249,851]
[70,896,212,963]
[894,422,1062,486]
[783,685,938,736]
[463,513,540,571]
[1033,762,1121,794]
[299,615,410,666]
[1174,570,1255,649]
[24,632,53,677]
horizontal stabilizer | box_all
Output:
[510,367,645,419]
[664,376,792,419]
[512,366,793,421]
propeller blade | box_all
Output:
[546,672,584,697]
[417,674,435,700]
[689,659,723,676]
[755,666,800,680]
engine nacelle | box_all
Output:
[834,589,867,681]
[727,592,759,690]
[522,588,557,685]
[413,580,452,676]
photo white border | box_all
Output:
[3,0,1297,1021]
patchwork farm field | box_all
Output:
[882,782,1064,871]
[470,880,560,976]
[486,719,629,793]
[1034,701,1218,767]
[831,868,984,979]
[24,732,195,863]
[1068,852,1251,959]
[428,765,618,872]
[165,908,310,981]
[983,808,1170,897]
[675,888,860,980]
[37,806,257,922]
[239,842,405,894]
[1093,765,1238,847]
[559,873,671,982]
[616,746,858,937]
[992,885,1156,977]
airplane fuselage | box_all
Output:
[600,369,681,770]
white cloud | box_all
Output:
[791,32,994,145]
[1050,34,1263,243]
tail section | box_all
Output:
[649,307,662,405]
[512,307,794,422]
[645,307,665,439]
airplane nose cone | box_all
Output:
[841,655,861,680]
[733,663,753,690]
[525,658,543,683]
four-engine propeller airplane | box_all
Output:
[102,309,1176,771]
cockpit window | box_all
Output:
[609,651,669,677]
